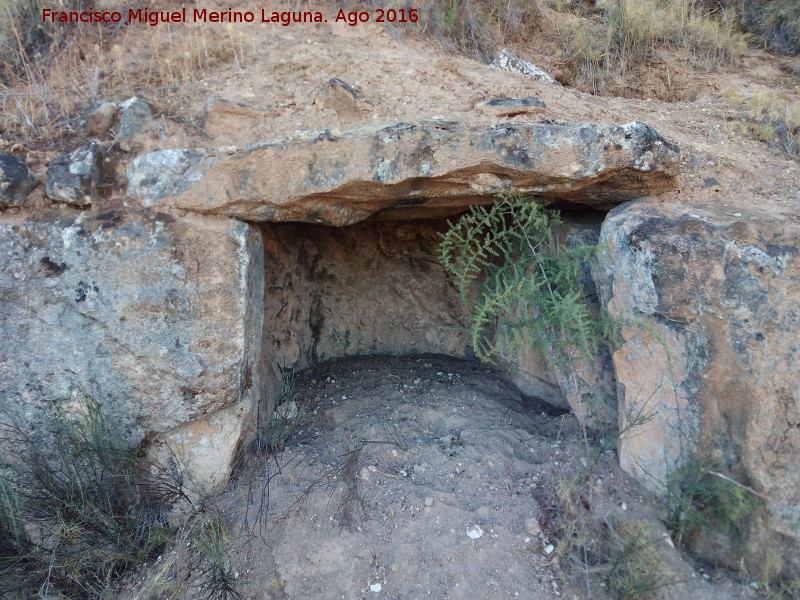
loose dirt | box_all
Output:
[215,355,760,600]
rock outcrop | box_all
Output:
[0,211,264,493]
[127,121,680,224]
[2,118,682,495]
[594,199,800,574]
[0,155,36,207]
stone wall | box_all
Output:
[0,210,264,493]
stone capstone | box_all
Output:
[0,211,264,493]
[126,121,680,224]
[593,199,800,575]
[45,143,102,206]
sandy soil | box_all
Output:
[212,355,762,600]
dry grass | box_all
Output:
[538,474,679,599]
[723,88,800,158]
[0,397,175,598]
[555,0,747,95]
[0,0,257,146]
[371,0,541,63]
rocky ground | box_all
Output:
[202,355,758,600]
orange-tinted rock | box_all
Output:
[594,199,800,575]
[127,121,680,224]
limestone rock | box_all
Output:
[117,96,153,152]
[85,101,117,137]
[259,220,470,406]
[491,49,557,84]
[0,211,264,493]
[127,121,680,224]
[312,77,373,117]
[593,199,800,575]
[476,97,547,118]
[45,143,101,205]
[203,98,266,137]
[0,155,36,207]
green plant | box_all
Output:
[0,397,173,598]
[664,458,758,548]
[439,195,616,435]
[605,520,679,600]
[194,509,242,600]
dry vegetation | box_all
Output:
[722,88,800,157]
[555,0,747,95]
[0,0,256,147]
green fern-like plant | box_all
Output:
[439,195,615,430]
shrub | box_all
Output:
[0,398,172,598]
[663,458,758,548]
[438,195,616,434]
[739,0,800,55]
[556,0,747,95]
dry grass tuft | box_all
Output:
[556,0,747,95]
[539,473,680,599]
[723,88,800,159]
[0,0,257,146]
[377,0,541,63]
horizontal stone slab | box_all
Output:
[127,121,680,225]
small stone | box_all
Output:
[46,142,101,206]
[525,517,541,537]
[0,154,36,207]
[621,502,628,511]
[424,497,434,507]
[370,583,382,593]
[313,78,372,117]
[476,97,546,118]
[275,400,298,421]
[117,96,153,152]
[85,101,117,137]
[544,544,555,555]
[491,48,557,84]
[466,524,484,539]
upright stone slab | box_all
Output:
[593,199,800,575]
[0,210,264,493]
